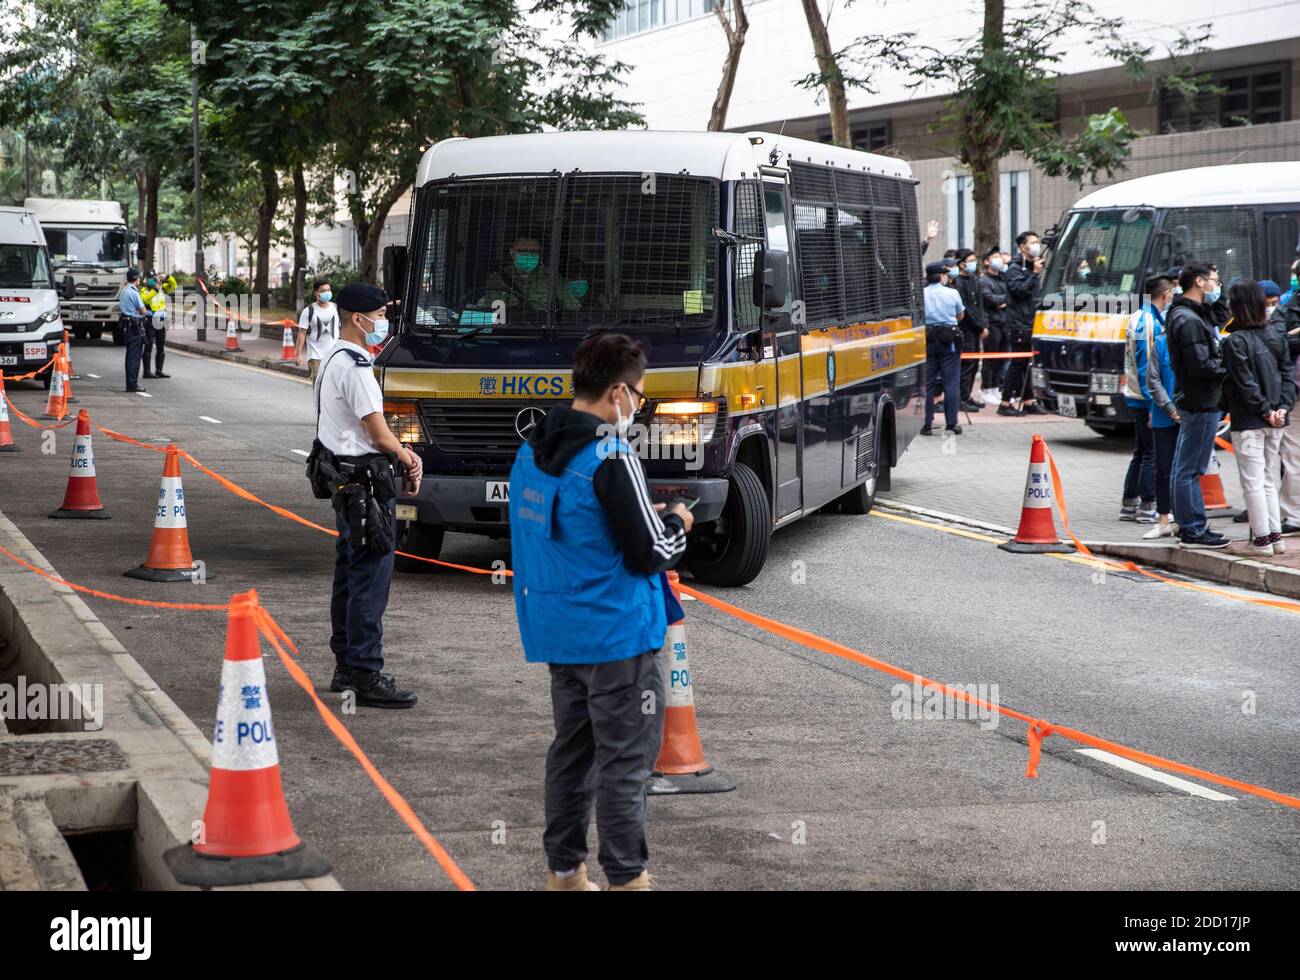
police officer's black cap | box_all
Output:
[126,267,140,281]
[335,282,389,313]
[925,260,950,277]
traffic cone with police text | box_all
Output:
[39,352,68,420]
[646,571,736,795]
[49,410,109,519]
[1201,448,1234,518]
[125,444,211,582]
[280,324,295,361]
[164,590,330,887]
[0,374,19,452]
[225,315,242,352]
[999,433,1075,553]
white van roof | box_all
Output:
[416,130,913,186]
[23,197,125,224]
[0,207,48,247]
[1072,162,1300,210]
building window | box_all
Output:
[603,0,716,41]
[1159,62,1291,133]
[815,121,892,153]
[945,170,1029,252]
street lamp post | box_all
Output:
[191,24,207,342]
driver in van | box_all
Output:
[480,235,579,315]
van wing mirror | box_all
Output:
[751,247,788,312]
[382,245,408,305]
[61,275,76,300]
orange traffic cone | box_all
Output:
[63,329,80,381]
[0,373,19,453]
[61,349,77,405]
[49,410,110,519]
[999,433,1075,553]
[280,324,295,361]
[1201,448,1234,518]
[224,314,242,352]
[39,352,68,420]
[125,444,210,582]
[647,571,736,796]
[164,590,330,887]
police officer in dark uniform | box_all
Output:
[313,282,422,707]
[117,267,149,393]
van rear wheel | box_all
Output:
[838,463,886,515]
[685,461,770,587]
[394,520,445,573]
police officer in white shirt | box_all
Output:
[296,279,338,380]
[316,282,423,707]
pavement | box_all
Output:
[1,339,1298,890]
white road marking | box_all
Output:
[136,391,152,398]
[1075,748,1236,801]
[199,415,223,424]
[291,449,310,457]
[680,593,697,602]
[86,373,101,379]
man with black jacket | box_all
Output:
[1270,288,1300,534]
[1166,262,1228,548]
[509,332,693,891]
[1001,231,1047,415]
[952,248,985,411]
[980,248,1010,402]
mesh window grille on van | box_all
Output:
[788,161,920,329]
[411,173,719,332]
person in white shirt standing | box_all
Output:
[313,282,422,707]
[297,279,339,380]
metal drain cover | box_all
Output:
[0,739,127,775]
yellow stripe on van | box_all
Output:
[1034,309,1129,343]
[382,365,700,400]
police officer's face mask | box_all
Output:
[357,312,389,346]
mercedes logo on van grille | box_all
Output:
[515,406,546,439]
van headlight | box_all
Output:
[1031,366,1046,390]
[383,399,425,444]
[37,309,60,325]
[650,399,723,445]
[1089,371,1121,394]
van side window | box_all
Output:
[762,184,794,316]
[733,179,764,331]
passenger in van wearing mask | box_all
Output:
[481,234,579,315]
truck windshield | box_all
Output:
[411,174,719,332]
[0,245,54,289]
[1042,208,1154,297]
[1149,207,1257,284]
[44,227,129,269]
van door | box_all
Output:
[1262,209,1300,287]
[762,177,802,519]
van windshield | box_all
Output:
[411,174,719,333]
[0,245,54,289]
[1042,208,1154,297]
[43,226,129,269]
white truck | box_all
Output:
[0,206,70,389]
[24,197,135,345]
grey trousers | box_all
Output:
[544,649,665,885]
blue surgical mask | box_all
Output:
[990,259,1005,273]
[359,313,389,346]
[1206,286,1221,304]
[513,251,540,274]
[964,261,977,274]
[319,291,332,303]
[567,279,589,300]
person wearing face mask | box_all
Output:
[1001,231,1047,416]
[509,333,693,891]
[979,248,1010,403]
[313,282,423,707]
[296,279,338,380]
[1166,261,1229,549]
[951,248,986,411]
[481,234,579,315]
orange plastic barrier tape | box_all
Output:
[0,545,475,889]
[958,351,1035,360]
[1,353,58,382]
[3,392,77,430]
[193,275,296,331]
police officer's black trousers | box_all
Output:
[959,327,981,402]
[924,332,961,430]
[330,499,396,675]
[543,650,665,885]
[123,321,145,389]
[143,324,166,375]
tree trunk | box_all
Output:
[254,162,279,298]
[292,162,308,310]
[143,166,159,272]
[349,181,410,285]
[708,0,749,131]
[971,0,1006,255]
[800,0,850,147]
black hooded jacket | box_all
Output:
[525,402,686,576]
[1166,294,1227,412]
[1222,320,1297,431]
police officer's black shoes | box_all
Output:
[353,670,418,708]
[143,371,154,379]
[919,425,933,436]
[154,372,170,379]
[126,386,147,393]
[329,664,355,693]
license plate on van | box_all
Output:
[486,481,510,502]
[1058,397,1078,418]
[0,356,16,366]
[23,343,45,359]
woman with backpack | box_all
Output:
[1222,280,1297,557]
[296,279,339,380]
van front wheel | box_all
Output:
[393,520,445,573]
[685,461,770,587]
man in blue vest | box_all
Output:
[509,332,693,891]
